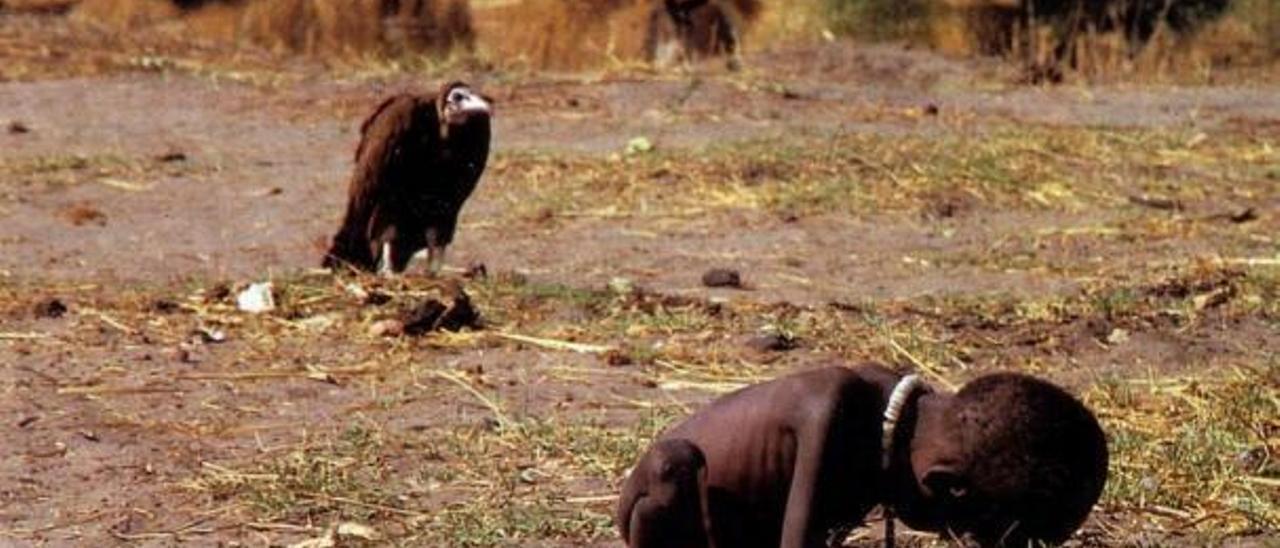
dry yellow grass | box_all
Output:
[69,0,178,28]
[67,0,475,56]
[52,0,1279,76]
[57,0,782,67]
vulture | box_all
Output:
[323,81,492,275]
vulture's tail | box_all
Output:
[323,214,376,271]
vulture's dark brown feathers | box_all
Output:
[324,81,491,275]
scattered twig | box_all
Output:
[491,331,614,354]
[429,370,512,429]
[57,385,182,396]
[80,308,138,334]
[1127,194,1183,211]
[299,493,427,519]
[884,337,958,391]
[0,332,48,340]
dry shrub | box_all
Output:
[929,3,1018,56]
[2,0,79,14]
[180,2,243,43]
[926,0,1276,80]
[69,0,180,28]
[233,0,473,55]
[750,0,825,45]
[471,0,763,70]
[471,0,650,70]
[67,0,474,56]
[236,0,384,54]
[1066,15,1273,80]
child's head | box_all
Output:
[898,373,1108,546]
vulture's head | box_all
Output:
[438,82,492,129]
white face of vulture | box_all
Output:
[442,85,491,126]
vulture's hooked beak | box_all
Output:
[456,91,491,115]
[443,87,491,126]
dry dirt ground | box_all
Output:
[1,10,1278,548]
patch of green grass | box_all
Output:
[1088,363,1280,533]
[193,424,392,523]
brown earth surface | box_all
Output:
[1,9,1278,548]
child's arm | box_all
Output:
[778,400,836,548]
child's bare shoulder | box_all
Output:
[697,364,893,420]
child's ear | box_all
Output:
[922,465,968,500]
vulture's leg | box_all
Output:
[426,245,447,276]
[378,242,396,278]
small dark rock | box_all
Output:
[922,103,940,116]
[170,346,198,364]
[929,199,961,219]
[363,290,392,306]
[17,416,38,429]
[745,332,798,353]
[1234,446,1266,472]
[7,121,29,134]
[156,151,187,163]
[152,299,180,314]
[1084,318,1112,341]
[702,268,743,289]
[1228,207,1257,224]
[33,298,68,319]
[463,261,488,279]
[604,350,633,367]
[206,283,232,303]
[61,204,107,227]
